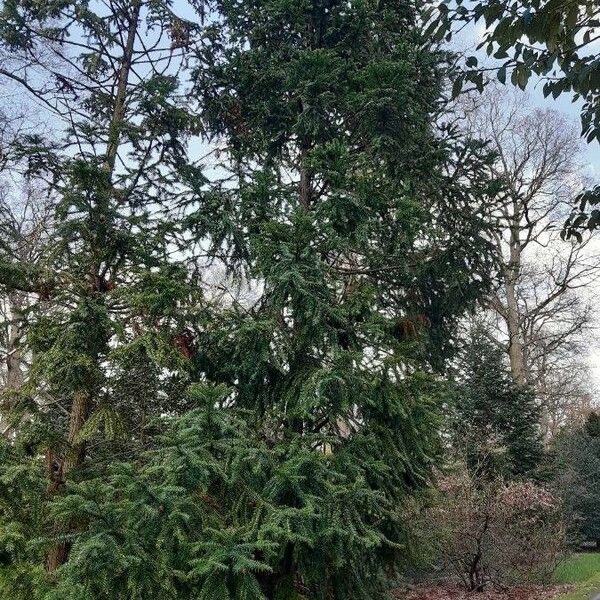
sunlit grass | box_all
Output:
[554,553,600,599]
[555,553,600,585]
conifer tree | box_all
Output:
[555,412,600,546]
[147,0,494,596]
[451,325,543,478]
[0,0,204,578]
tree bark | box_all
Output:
[45,0,141,573]
[0,292,25,437]
[503,221,526,386]
[504,274,526,385]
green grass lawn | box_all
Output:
[554,553,600,599]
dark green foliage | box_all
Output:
[0,441,49,599]
[555,412,600,546]
[40,384,430,599]
[0,0,205,587]
[451,325,543,478]
[179,0,496,596]
[426,0,600,233]
[586,412,600,438]
[0,1,499,598]
[564,184,600,237]
[0,0,203,461]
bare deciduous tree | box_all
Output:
[461,88,600,439]
[0,180,54,437]
[424,468,564,592]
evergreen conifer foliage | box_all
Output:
[555,412,600,546]
[452,326,543,478]
[0,1,499,598]
[157,0,496,597]
[0,0,204,581]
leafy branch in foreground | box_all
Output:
[427,0,599,142]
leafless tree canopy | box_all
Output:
[0,179,55,436]
[460,86,599,439]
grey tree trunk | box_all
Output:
[503,224,526,386]
[0,292,25,437]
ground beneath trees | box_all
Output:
[394,584,574,599]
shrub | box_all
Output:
[425,469,564,591]
[554,414,600,547]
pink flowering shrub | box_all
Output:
[426,471,565,591]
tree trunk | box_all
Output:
[63,391,91,474]
[504,275,526,385]
[503,222,526,386]
[45,1,141,573]
[1,292,25,438]
[45,390,91,572]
